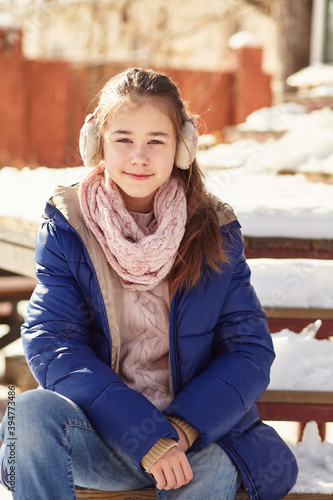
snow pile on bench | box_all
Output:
[198,106,333,175]
[269,328,333,391]
[249,258,333,309]
[290,421,333,494]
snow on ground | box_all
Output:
[249,259,333,309]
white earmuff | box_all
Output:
[175,118,198,170]
[79,113,101,169]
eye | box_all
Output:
[149,139,163,144]
[117,138,132,143]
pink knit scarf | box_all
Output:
[79,164,187,290]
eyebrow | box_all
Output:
[112,130,170,137]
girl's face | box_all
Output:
[103,101,176,213]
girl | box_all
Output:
[0,68,297,500]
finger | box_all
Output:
[169,458,191,489]
[171,465,190,489]
[151,466,167,490]
[180,455,193,484]
[161,463,177,490]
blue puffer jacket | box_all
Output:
[21,186,297,500]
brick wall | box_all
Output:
[0,28,26,166]
[0,27,271,168]
[26,60,71,167]
[232,47,272,124]
[165,69,235,134]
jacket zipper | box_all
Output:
[169,289,181,397]
[219,438,258,500]
[45,203,114,364]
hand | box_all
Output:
[150,445,193,490]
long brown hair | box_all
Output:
[94,68,228,296]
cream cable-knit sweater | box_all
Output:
[119,212,199,472]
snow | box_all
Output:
[0,166,86,224]
[301,84,333,97]
[199,107,333,170]
[253,107,333,172]
[205,169,333,238]
[197,134,218,149]
[0,14,20,30]
[289,421,333,494]
[228,31,262,49]
[0,485,13,499]
[269,327,333,391]
[249,259,333,309]
[287,63,333,88]
[236,102,308,132]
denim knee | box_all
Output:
[1,388,89,447]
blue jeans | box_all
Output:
[0,389,240,500]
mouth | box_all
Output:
[124,172,153,180]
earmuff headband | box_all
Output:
[79,113,198,170]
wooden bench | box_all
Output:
[0,216,38,278]
[263,307,333,339]
[244,235,333,260]
[0,275,37,349]
[75,488,333,499]
[257,390,333,441]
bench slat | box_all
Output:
[0,276,37,299]
[259,391,333,405]
[75,490,333,499]
[76,491,156,499]
[264,307,333,320]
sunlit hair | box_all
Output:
[94,68,228,296]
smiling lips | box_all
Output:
[124,172,153,180]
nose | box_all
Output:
[130,144,148,165]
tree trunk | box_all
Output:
[273,0,313,92]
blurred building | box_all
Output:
[0,0,275,167]
[0,0,331,167]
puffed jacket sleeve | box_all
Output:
[21,219,178,469]
[163,223,275,449]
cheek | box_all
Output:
[104,146,125,166]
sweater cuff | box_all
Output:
[167,416,199,447]
[141,438,178,472]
